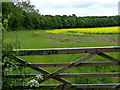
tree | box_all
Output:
[2,1,119,31]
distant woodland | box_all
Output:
[2,2,120,31]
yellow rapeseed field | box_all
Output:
[46,26,119,35]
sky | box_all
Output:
[30,0,119,16]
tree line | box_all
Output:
[2,2,120,31]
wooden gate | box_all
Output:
[4,46,120,89]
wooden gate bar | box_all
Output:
[4,73,120,78]
[15,57,72,84]
[26,62,120,67]
[9,84,120,89]
[111,85,120,90]
[12,46,120,56]
[57,73,120,78]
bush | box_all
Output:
[2,40,21,89]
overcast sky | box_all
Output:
[30,0,119,16]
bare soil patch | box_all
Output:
[87,37,119,43]
[45,33,119,43]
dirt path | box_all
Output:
[45,34,119,43]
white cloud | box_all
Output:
[30,0,119,16]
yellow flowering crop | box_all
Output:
[46,27,119,35]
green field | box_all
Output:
[4,28,119,85]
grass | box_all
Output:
[4,30,118,49]
[4,27,119,86]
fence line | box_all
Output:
[4,46,120,89]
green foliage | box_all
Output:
[2,13,21,88]
[2,36,24,90]
[2,78,24,89]
[2,41,20,69]
[2,40,21,89]
[2,2,119,31]
[2,14,10,32]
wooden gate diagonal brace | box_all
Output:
[14,56,72,84]
[98,53,119,62]
[39,53,96,83]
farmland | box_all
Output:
[46,26,119,35]
[4,27,119,86]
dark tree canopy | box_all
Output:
[2,2,120,31]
